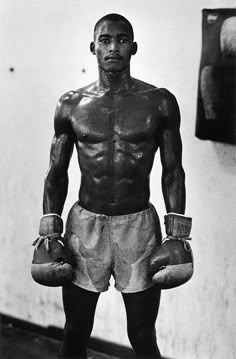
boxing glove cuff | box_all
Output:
[164,212,192,239]
[39,213,63,236]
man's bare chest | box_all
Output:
[71,92,161,143]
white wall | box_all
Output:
[1,1,236,358]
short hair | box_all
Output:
[94,13,134,40]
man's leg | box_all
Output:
[122,286,161,359]
[60,283,100,358]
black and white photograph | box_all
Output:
[0,1,235,358]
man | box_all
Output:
[32,13,193,359]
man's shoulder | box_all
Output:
[133,81,179,122]
[133,79,176,101]
[133,78,157,93]
[58,82,97,106]
[157,87,177,103]
[58,90,81,107]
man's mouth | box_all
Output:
[106,56,122,61]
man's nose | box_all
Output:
[109,40,119,52]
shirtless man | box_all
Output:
[32,13,193,359]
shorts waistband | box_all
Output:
[75,202,157,221]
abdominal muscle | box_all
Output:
[77,141,154,215]
[79,174,150,215]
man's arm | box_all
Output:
[31,93,76,287]
[43,93,75,215]
[159,89,186,214]
[150,90,193,289]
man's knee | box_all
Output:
[128,325,157,349]
[128,327,161,358]
[61,322,88,358]
[64,320,92,342]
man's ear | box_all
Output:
[131,42,138,55]
[90,42,96,55]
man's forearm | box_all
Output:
[43,170,69,216]
[161,165,186,214]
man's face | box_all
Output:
[91,20,137,72]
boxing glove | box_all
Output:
[31,214,73,287]
[150,213,193,289]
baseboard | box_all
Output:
[0,313,171,359]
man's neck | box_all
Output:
[97,66,134,93]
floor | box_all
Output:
[0,316,170,359]
[0,322,120,359]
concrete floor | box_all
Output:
[0,316,170,359]
[0,322,121,359]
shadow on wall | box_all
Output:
[213,142,236,175]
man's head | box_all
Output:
[90,13,137,73]
[93,14,134,41]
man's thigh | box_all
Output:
[62,283,100,326]
[122,286,161,329]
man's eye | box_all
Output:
[100,39,110,44]
[120,38,128,43]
